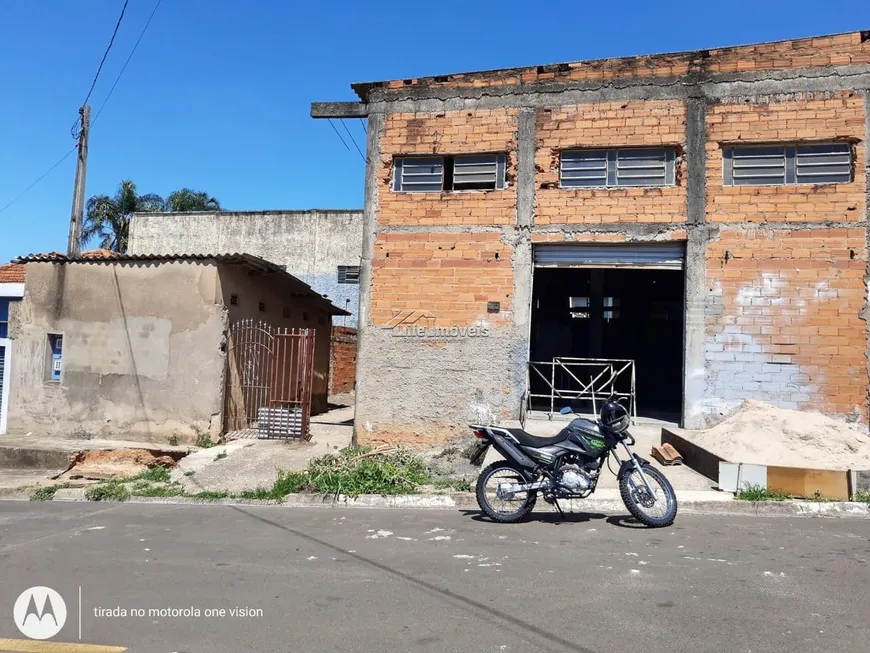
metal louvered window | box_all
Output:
[724,143,852,186]
[452,154,506,190]
[560,148,676,188]
[393,157,444,192]
[393,154,505,192]
[337,265,360,284]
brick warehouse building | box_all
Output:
[312,30,870,446]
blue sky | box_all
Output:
[1,0,868,263]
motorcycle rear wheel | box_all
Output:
[476,461,537,523]
[619,464,678,528]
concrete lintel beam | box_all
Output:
[310,102,368,118]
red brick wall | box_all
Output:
[707,92,867,224]
[329,326,357,395]
[371,232,512,328]
[705,228,867,420]
[378,109,518,227]
[535,101,687,225]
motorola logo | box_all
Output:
[13,586,67,640]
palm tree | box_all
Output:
[83,180,166,252]
[167,189,221,212]
[82,181,222,252]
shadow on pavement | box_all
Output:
[463,510,608,526]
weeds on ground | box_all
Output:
[86,482,131,502]
[194,429,216,449]
[192,490,230,501]
[808,490,838,502]
[167,435,180,447]
[235,472,307,501]
[431,478,473,492]
[305,447,430,497]
[30,484,69,501]
[851,491,870,503]
[184,471,195,477]
[434,446,459,460]
[460,442,482,462]
[214,451,228,461]
[735,484,791,501]
[81,448,436,503]
[130,465,172,484]
[133,484,185,498]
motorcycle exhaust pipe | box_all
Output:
[497,480,552,498]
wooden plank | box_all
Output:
[660,428,725,482]
[766,466,850,500]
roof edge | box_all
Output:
[351,28,870,101]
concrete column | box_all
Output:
[352,111,383,445]
[511,108,536,419]
[683,95,709,428]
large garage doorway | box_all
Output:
[530,243,685,422]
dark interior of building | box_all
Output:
[529,267,685,421]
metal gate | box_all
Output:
[223,320,316,440]
[527,357,638,424]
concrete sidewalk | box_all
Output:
[174,405,354,494]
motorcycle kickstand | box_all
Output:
[552,498,565,519]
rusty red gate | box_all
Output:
[223,319,316,440]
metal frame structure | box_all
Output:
[527,357,637,423]
[223,319,316,440]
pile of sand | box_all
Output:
[690,400,870,470]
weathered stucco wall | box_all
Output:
[8,261,226,442]
[217,267,333,414]
[129,210,363,326]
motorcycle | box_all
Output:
[468,398,678,527]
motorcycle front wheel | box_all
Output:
[619,464,678,527]
[476,461,537,523]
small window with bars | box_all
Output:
[723,143,852,186]
[0,298,9,339]
[393,154,506,192]
[560,147,677,188]
[338,265,360,284]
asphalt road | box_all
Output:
[0,502,868,653]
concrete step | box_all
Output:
[0,445,72,470]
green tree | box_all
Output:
[166,188,221,212]
[83,180,222,252]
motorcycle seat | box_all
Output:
[504,428,568,448]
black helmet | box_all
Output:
[600,401,630,434]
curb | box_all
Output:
[40,489,870,517]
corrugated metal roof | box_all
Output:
[12,252,350,315]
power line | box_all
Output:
[340,119,366,162]
[82,0,130,108]
[328,119,351,151]
[0,147,77,217]
[93,0,163,124]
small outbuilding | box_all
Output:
[4,252,348,442]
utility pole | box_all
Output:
[67,105,90,257]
